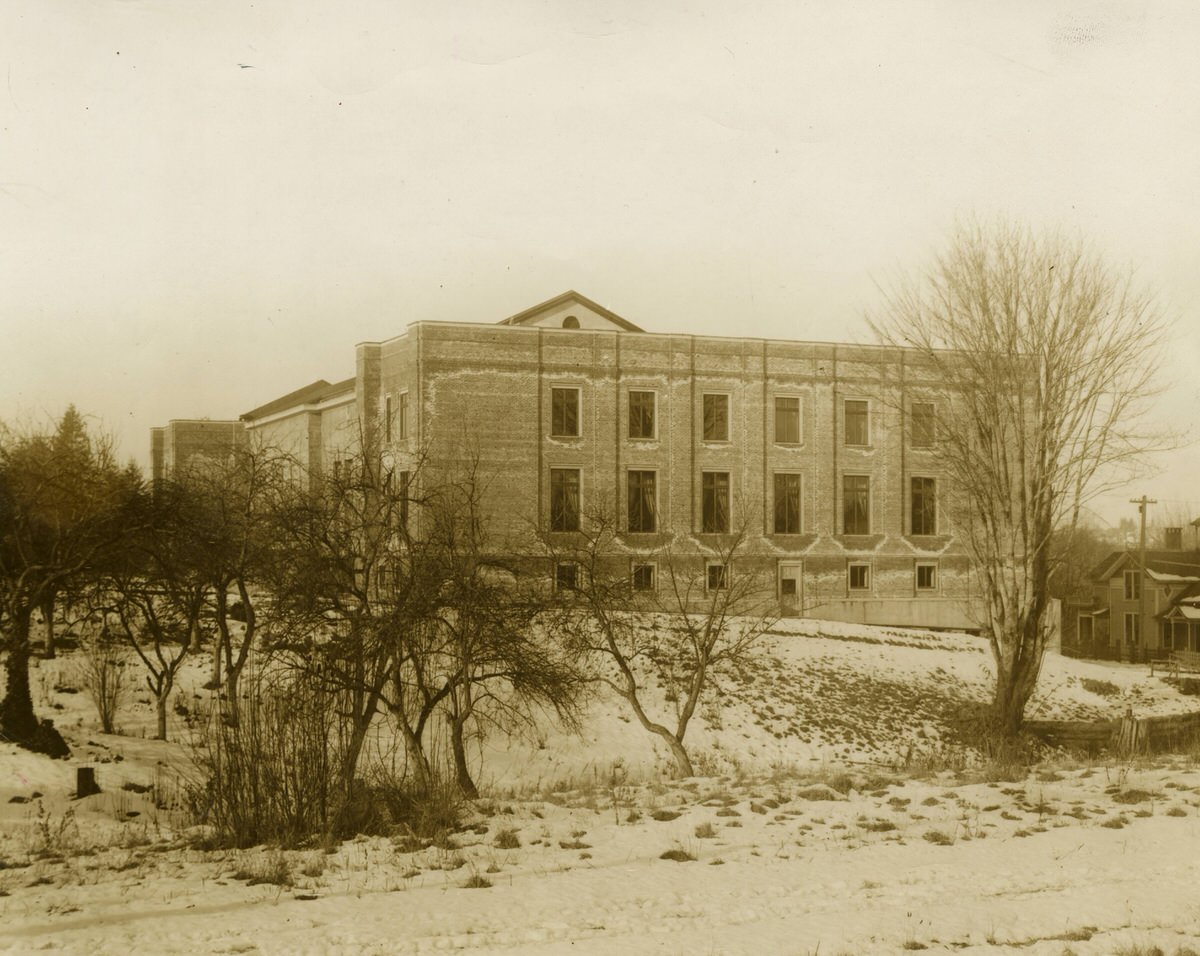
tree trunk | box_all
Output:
[449,714,478,799]
[210,635,222,690]
[991,622,1044,739]
[40,596,56,660]
[224,664,240,727]
[340,677,386,796]
[0,610,38,745]
[155,680,172,741]
[390,706,433,793]
[667,737,695,778]
[618,682,696,778]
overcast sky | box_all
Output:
[3,0,1198,526]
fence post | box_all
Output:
[1116,707,1148,756]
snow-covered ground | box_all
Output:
[3,621,1200,954]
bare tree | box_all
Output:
[424,460,582,798]
[103,480,209,741]
[547,510,776,778]
[871,219,1170,737]
[176,444,291,725]
[265,435,432,797]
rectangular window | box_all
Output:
[842,475,870,534]
[706,563,728,591]
[915,562,937,591]
[1123,569,1141,600]
[398,392,409,440]
[385,396,393,443]
[555,562,578,591]
[628,390,656,439]
[775,396,801,444]
[844,400,869,446]
[911,402,935,448]
[702,393,729,441]
[911,477,937,535]
[632,563,656,591]
[627,470,657,533]
[1078,615,1094,644]
[551,387,581,438]
[333,457,356,485]
[549,468,581,532]
[848,563,871,590]
[1124,611,1141,645]
[702,471,730,533]
[773,473,802,534]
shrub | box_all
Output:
[1080,678,1120,698]
[1112,789,1157,805]
[694,822,717,839]
[233,849,292,886]
[494,828,521,849]
[186,673,352,848]
[373,771,463,844]
[659,848,695,862]
[74,636,129,735]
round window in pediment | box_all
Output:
[562,315,580,329]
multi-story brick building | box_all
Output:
[155,291,977,629]
[149,419,246,485]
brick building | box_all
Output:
[149,419,246,485]
[157,291,977,629]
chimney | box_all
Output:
[1164,527,1183,550]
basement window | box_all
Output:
[555,562,578,591]
[915,562,937,591]
[631,563,656,591]
[848,563,871,591]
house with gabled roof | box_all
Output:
[1068,543,1200,660]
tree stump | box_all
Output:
[76,766,100,798]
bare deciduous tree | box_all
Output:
[425,460,582,798]
[871,219,1170,737]
[103,481,209,741]
[176,444,291,725]
[548,510,776,778]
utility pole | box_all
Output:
[1131,496,1157,658]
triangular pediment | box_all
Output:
[498,291,644,332]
